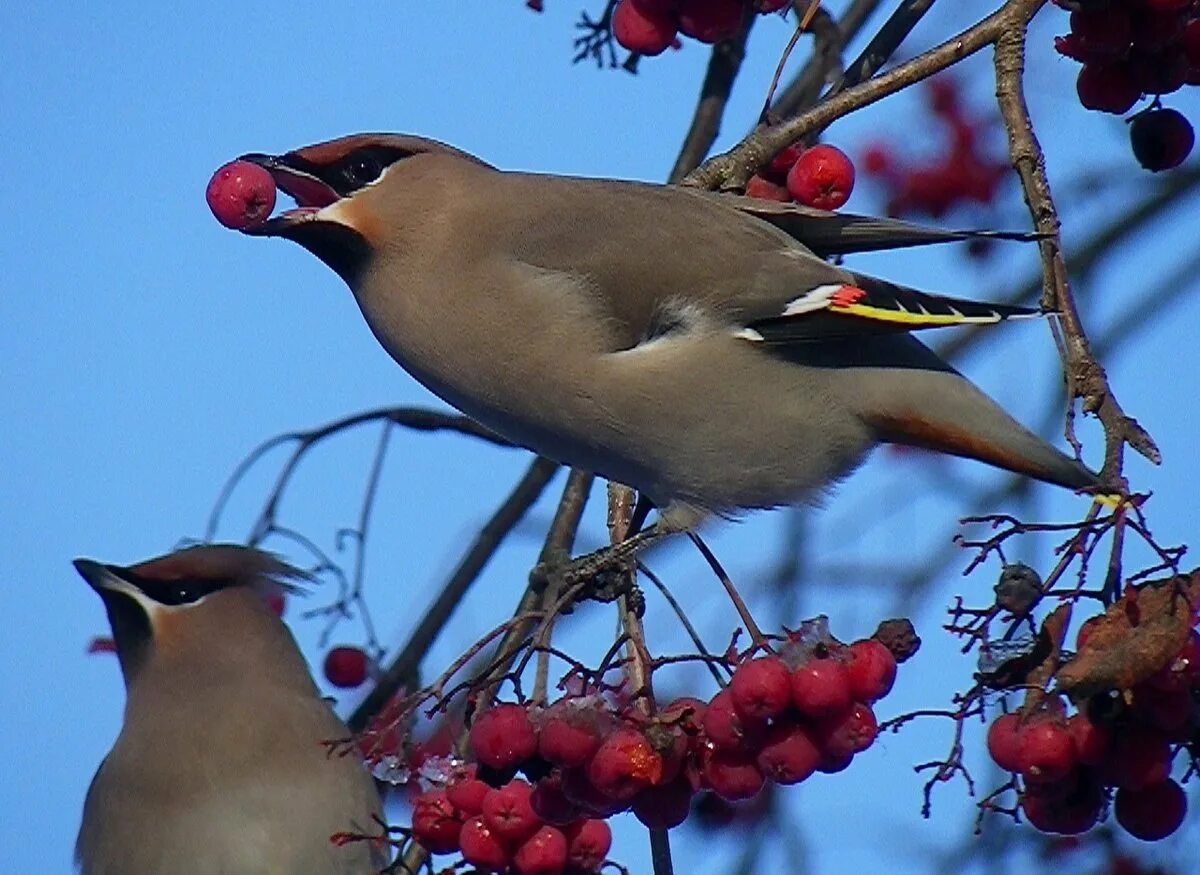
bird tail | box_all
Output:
[848,357,1100,491]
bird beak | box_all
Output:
[73,558,161,617]
[235,152,343,238]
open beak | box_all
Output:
[235,153,342,237]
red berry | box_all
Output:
[1134,684,1193,735]
[817,751,853,774]
[612,0,677,56]
[677,0,742,44]
[323,646,369,688]
[785,144,856,210]
[1055,34,1101,63]
[701,749,766,801]
[566,818,613,870]
[1114,779,1187,841]
[730,656,794,722]
[1018,718,1076,784]
[632,773,695,828]
[482,779,541,844]
[447,776,492,816]
[206,160,276,230]
[790,657,853,718]
[845,640,897,703]
[529,775,585,825]
[755,722,821,785]
[470,703,539,771]
[459,816,511,870]
[587,727,663,801]
[1130,107,1195,171]
[512,825,569,875]
[988,713,1025,772]
[814,702,878,758]
[703,688,767,752]
[1099,725,1173,790]
[1076,63,1141,115]
[861,144,895,176]
[411,789,462,855]
[766,142,806,181]
[632,0,677,13]
[1129,47,1188,95]
[744,174,792,202]
[1021,776,1104,835]
[538,711,602,769]
[1066,713,1111,766]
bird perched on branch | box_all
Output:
[224,134,1098,534]
[73,545,386,875]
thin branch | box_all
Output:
[347,456,560,731]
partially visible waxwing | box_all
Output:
[228,134,1099,533]
[74,544,386,875]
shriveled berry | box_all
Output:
[206,160,276,230]
[587,727,662,801]
[703,688,767,752]
[756,722,821,785]
[470,703,539,771]
[632,773,695,829]
[730,656,794,721]
[660,696,707,734]
[512,825,569,875]
[1076,63,1140,115]
[411,789,462,854]
[566,818,613,870]
[482,779,541,844]
[677,0,742,44]
[845,639,897,702]
[1114,779,1187,841]
[612,0,677,56]
[786,144,856,210]
[459,816,511,870]
[1130,108,1194,172]
[701,749,766,801]
[790,657,853,718]
[814,702,878,758]
[323,646,369,688]
[1018,718,1076,784]
[447,776,492,816]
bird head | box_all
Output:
[73,544,310,687]
[235,133,490,284]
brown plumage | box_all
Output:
[235,134,1097,528]
[74,544,386,875]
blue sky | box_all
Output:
[3,3,1198,873]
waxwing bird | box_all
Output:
[74,545,386,875]
[232,134,1098,532]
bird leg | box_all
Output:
[529,521,671,607]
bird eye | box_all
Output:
[343,153,383,188]
[162,582,202,606]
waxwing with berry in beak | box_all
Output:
[73,544,386,875]
[218,134,1100,536]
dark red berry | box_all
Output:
[1069,7,1132,57]
[459,816,511,870]
[632,773,695,829]
[786,144,856,210]
[612,0,677,56]
[411,789,462,855]
[677,0,743,45]
[565,818,613,871]
[1114,779,1187,841]
[1098,724,1172,790]
[206,160,276,230]
[1076,63,1141,115]
[845,639,897,702]
[529,774,585,825]
[323,646,369,688]
[1021,775,1104,835]
[512,825,569,875]
[756,722,821,785]
[988,713,1024,772]
[790,657,853,718]
[470,703,539,771]
[700,749,766,801]
[730,656,794,721]
[1130,108,1194,172]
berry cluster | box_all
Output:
[861,77,1007,220]
[745,143,857,210]
[400,629,900,871]
[987,626,1198,841]
[1053,0,1198,170]
[612,0,788,57]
